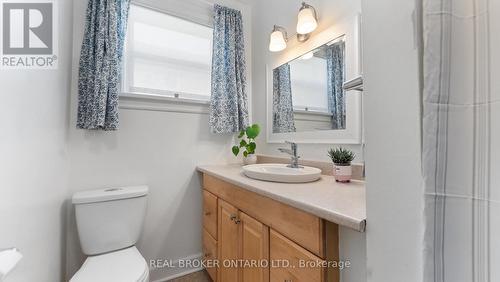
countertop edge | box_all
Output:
[197,165,366,233]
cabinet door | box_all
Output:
[270,229,325,282]
[239,212,269,282]
[218,199,239,282]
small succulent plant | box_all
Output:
[328,147,355,165]
[232,124,260,157]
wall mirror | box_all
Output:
[273,36,346,133]
[266,14,362,144]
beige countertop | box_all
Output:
[197,164,366,232]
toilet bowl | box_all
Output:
[70,247,149,282]
[70,186,149,282]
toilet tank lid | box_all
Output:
[72,186,149,204]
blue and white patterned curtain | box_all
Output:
[423,0,499,281]
[272,63,296,133]
[209,5,249,133]
[77,0,130,130]
[326,42,345,129]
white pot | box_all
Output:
[333,163,352,182]
[243,154,257,165]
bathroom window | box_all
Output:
[122,4,213,102]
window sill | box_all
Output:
[119,92,210,114]
[293,109,332,117]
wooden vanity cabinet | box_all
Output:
[202,174,339,282]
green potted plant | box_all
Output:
[328,147,355,182]
[232,124,260,165]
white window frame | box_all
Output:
[293,105,330,114]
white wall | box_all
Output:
[65,1,252,282]
[362,0,423,282]
[0,1,74,281]
[251,1,366,282]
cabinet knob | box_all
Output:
[284,280,292,282]
[204,211,211,216]
[234,219,241,224]
[230,214,237,221]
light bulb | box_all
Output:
[269,28,287,52]
[296,5,318,34]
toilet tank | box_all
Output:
[72,186,148,255]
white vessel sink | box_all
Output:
[242,163,322,183]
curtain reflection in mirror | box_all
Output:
[326,41,346,129]
[272,63,296,133]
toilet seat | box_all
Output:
[70,246,149,282]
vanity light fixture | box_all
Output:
[296,2,318,42]
[269,25,288,52]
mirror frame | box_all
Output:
[266,14,363,144]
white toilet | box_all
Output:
[70,186,150,282]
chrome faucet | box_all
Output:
[278,141,300,168]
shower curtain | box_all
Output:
[272,63,296,133]
[423,0,499,281]
[326,42,345,130]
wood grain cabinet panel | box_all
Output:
[203,190,218,239]
[217,199,239,282]
[239,212,269,282]
[270,229,325,282]
[202,229,217,281]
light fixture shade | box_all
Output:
[296,5,318,34]
[269,28,287,52]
